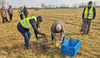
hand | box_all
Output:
[59,41,62,44]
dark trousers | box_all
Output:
[81,19,92,34]
[2,17,9,23]
[24,14,28,18]
[17,23,31,48]
[20,14,23,20]
[9,14,13,21]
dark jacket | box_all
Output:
[23,7,28,15]
[82,6,96,19]
[30,19,44,40]
[19,19,44,40]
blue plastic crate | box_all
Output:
[61,38,81,57]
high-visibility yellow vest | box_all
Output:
[19,9,23,14]
[84,6,93,19]
[20,16,37,29]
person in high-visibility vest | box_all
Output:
[18,7,24,20]
[17,16,48,49]
[80,1,96,35]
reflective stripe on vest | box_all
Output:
[84,6,93,19]
[19,9,23,14]
[20,16,37,29]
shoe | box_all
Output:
[24,44,30,49]
[27,47,30,49]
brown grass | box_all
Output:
[0,8,100,58]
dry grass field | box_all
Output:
[0,8,100,58]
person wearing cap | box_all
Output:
[17,16,48,49]
[23,5,28,18]
[51,21,65,46]
[80,1,96,35]
[18,7,24,20]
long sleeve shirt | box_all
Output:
[29,19,44,40]
[82,6,96,19]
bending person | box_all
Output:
[51,21,65,47]
[17,16,48,49]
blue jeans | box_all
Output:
[17,23,31,47]
[51,33,65,42]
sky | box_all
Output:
[5,0,100,8]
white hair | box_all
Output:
[56,24,61,31]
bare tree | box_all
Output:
[72,4,77,8]
[0,0,6,7]
[0,0,2,8]
[41,4,45,9]
[79,3,86,8]
[93,2,97,7]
